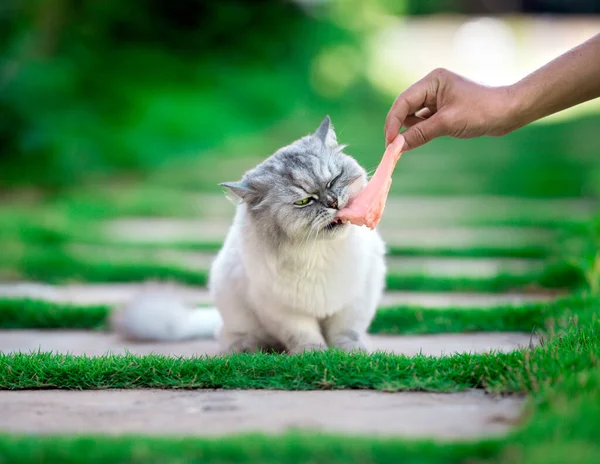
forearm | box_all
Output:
[508,33,600,129]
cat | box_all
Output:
[111,116,386,353]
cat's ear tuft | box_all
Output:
[219,180,254,204]
[314,115,338,149]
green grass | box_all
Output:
[385,261,582,292]
[386,245,552,259]
[99,241,555,260]
[0,295,586,333]
[369,295,587,335]
[0,433,500,464]
[0,247,208,285]
[0,299,109,330]
[0,349,521,392]
[0,242,583,292]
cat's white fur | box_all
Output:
[110,289,223,341]
[210,204,385,353]
[112,116,386,353]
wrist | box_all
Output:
[501,82,535,133]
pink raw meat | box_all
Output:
[337,135,405,229]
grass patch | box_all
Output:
[0,243,583,292]
[0,232,555,260]
[387,245,551,259]
[0,299,109,330]
[385,260,582,292]
[0,349,520,391]
[370,295,588,335]
[0,246,208,286]
[127,242,554,259]
[0,295,586,333]
[0,433,500,464]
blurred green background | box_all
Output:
[1,0,599,196]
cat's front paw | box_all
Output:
[289,343,327,354]
[224,339,261,354]
[331,338,368,353]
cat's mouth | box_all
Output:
[324,218,345,231]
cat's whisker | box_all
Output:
[298,226,311,247]
[365,167,377,177]
[300,223,318,249]
[301,218,323,250]
[309,221,321,256]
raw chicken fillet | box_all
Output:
[337,135,405,229]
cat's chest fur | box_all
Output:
[244,228,377,318]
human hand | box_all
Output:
[384,68,520,151]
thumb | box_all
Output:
[400,114,447,151]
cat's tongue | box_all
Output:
[336,135,405,230]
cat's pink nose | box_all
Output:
[326,193,339,209]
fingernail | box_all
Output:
[385,135,393,148]
[395,134,407,152]
[385,130,392,144]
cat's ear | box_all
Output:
[314,115,338,149]
[219,180,257,205]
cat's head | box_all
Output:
[220,116,366,244]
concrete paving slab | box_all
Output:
[67,245,545,278]
[378,291,558,307]
[386,256,543,278]
[380,226,553,249]
[0,389,523,439]
[0,330,536,357]
[0,282,212,306]
[0,282,558,307]
[105,218,554,249]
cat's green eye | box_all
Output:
[294,197,312,206]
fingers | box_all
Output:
[415,108,433,119]
[403,115,426,129]
[403,107,434,129]
[384,78,432,145]
[400,113,448,151]
[385,68,452,146]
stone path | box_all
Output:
[0,193,563,444]
[0,195,571,442]
[67,244,544,278]
[0,279,538,441]
[106,218,554,248]
[386,256,541,278]
[0,281,558,307]
[0,330,536,357]
[0,389,523,439]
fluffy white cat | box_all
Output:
[111,116,386,353]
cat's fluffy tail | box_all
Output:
[110,290,222,342]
